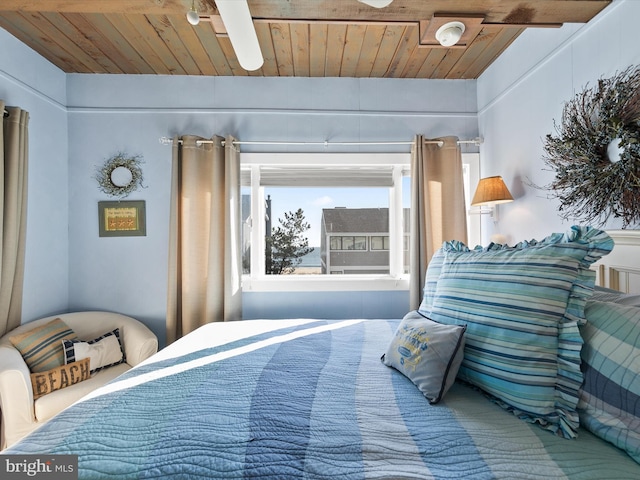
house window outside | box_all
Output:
[371,236,389,251]
[330,236,367,251]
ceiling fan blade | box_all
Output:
[214,0,264,71]
[358,0,393,8]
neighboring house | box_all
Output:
[320,208,409,274]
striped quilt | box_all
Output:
[4,319,639,479]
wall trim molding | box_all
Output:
[66,106,477,118]
[0,68,66,114]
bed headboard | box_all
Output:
[594,230,640,294]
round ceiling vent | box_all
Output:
[435,21,466,47]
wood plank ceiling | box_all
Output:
[0,0,611,79]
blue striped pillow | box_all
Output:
[418,241,467,317]
[579,300,640,464]
[417,248,444,317]
[429,226,612,439]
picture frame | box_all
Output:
[98,200,146,237]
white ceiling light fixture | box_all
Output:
[435,21,466,47]
[357,0,394,8]
[186,0,200,26]
[215,0,264,71]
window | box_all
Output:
[241,152,479,291]
[241,153,409,291]
[330,236,367,251]
[371,236,390,251]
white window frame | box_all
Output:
[241,152,479,292]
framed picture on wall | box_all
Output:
[98,200,146,237]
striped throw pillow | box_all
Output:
[429,226,612,439]
[9,318,78,373]
[579,300,640,464]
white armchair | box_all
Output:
[0,311,158,449]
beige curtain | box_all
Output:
[0,102,29,337]
[166,135,242,344]
[409,135,468,310]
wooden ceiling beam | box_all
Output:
[0,0,611,24]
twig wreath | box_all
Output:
[95,152,145,198]
[542,65,640,227]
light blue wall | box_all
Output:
[0,28,69,322]
[476,0,640,244]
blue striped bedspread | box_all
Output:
[4,319,639,479]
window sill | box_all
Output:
[242,274,410,292]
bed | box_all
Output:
[593,229,640,293]
[2,227,640,479]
